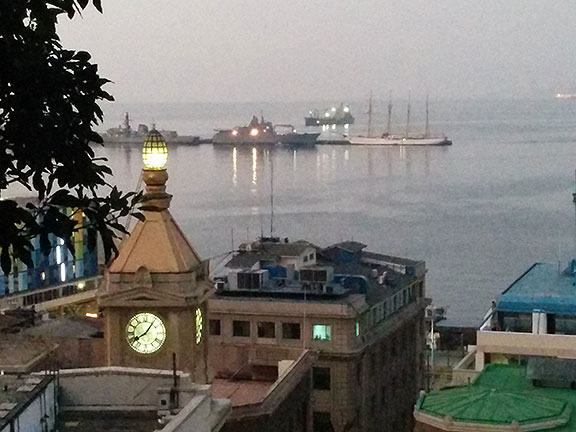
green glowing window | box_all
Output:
[313,324,331,341]
[356,321,360,337]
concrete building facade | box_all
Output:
[209,239,429,432]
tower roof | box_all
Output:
[109,209,202,274]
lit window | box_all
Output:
[356,321,360,337]
[60,264,66,282]
[313,324,331,341]
[195,309,203,344]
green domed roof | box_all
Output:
[420,386,567,425]
[417,365,573,429]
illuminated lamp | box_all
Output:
[142,129,168,170]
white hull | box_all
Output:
[348,135,452,146]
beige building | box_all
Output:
[209,239,429,432]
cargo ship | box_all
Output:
[305,104,354,126]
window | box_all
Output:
[233,320,250,337]
[303,256,309,262]
[282,322,301,339]
[312,367,331,390]
[209,319,221,336]
[257,321,276,338]
[355,321,360,337]
[556,315,576,335]
[309,253,315,260]
[313,324,331,341]
[313,412,333,432]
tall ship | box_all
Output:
[101,113,200,145]
[348,92,452,146]
[305,103,354,126]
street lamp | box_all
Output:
[142,129,168,170]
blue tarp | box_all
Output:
[497,262,576,315]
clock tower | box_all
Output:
[98,130,213,383]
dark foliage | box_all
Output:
[0,0,142,274]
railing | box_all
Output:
[451,347,480,386]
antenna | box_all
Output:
[386,91,393,136]
[405,90,411,138]
[425,94,430,138]
[573,169,576,257]
[270,152,274,236]
[367,90,373,137]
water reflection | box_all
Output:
[251,147,258,186]
[232,147,237,186]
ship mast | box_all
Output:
[425,94,430,138]
[386,91,393,136]
[270,152,274,237]
[367,90,373,138]
[573,170,576,258]
[405,90,411,138]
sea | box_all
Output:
[92,97,576,327]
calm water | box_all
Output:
[94,98,576,326]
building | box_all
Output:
[0,200,100,314]
[98,129,213,382]
[0,367,230,432]
[0,372,57,432]
[212,350,315,432]
[415,258,576,431]
[209,238,429,432]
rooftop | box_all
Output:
[58,411,159,432]
[416,364,576,431]
[498,262,576,315]
[0,374,54,430]
[212,379,272,406]
[219,239,424,307]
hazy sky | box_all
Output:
[58,0,576,103]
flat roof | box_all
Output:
[211,379,272,406]
[498,262,576,315]
[417,364,576,430]
[58,410,159,432]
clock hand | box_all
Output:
[134,322,154,341]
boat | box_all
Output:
[348,93,452,146]
[274,124,319,147]
[316,130,350,145]
[556,93,576,100]
[305,103,354,126]
[212,115,277,146]
[101,113,200,145]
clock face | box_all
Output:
[126,312,166,354]
[195,308,203,345]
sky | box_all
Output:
[58,0,576,103]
